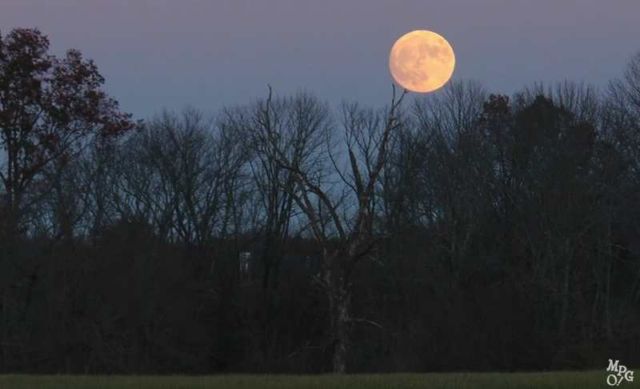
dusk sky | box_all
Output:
[2,0,639,119]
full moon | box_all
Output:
[389,30,456,93]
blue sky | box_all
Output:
[1,0,638,119]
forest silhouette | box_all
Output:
[1,28,639,374]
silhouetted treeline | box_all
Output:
[1,28,640,373]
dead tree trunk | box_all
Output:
[250,85,406,373]
[324,252,351,374]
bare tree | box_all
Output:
[606,52,640,184]
[514,81,599,124]
[115,108,247,249]
[251,86,405,373]
[221,92,328,365]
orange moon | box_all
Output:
[389,30,456,93]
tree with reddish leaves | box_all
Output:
[0,28,134,238]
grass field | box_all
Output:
[0,371,618,389]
